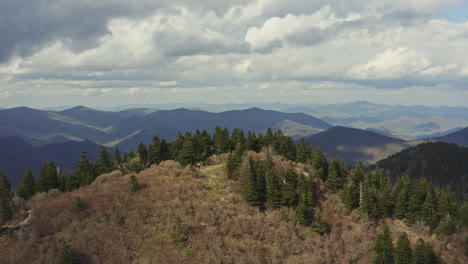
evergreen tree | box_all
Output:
[266,171,282,208]
[281,167,298,207]
[294,201,311,226]
[378,178,395,218]
[373,224,394,264]
[148,135,162,165]
[230,128,246,152]
[58,241,78,264]
[242,157,261,206]
[296,139,313,164]
[159,139,171,161]
[0,172,14,223]
[394,233,412,264]
[37,162,59,192]
[213,126,230,154]
[394,188,409,220]
[408,179,429,224]
[129,175,138,193]
[178,132,195,166]
[327,157,344,191]
[312,211,329,235]
[226,143,244,180]
[246,131,260,152]
[96,146,115,176]
[413,239,439,264]
[137,142,148,167]
[17,168,36,200]
[75,151,94,187]
[312,148,328,181]
[343,162,364,209]
[114,147,122,167]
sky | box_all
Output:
[1,0,468,108]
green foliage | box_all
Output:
[73,197,85,213]
[226,143,244,180]
[129,175,138,193]
[0,172,14,223]
[137,142,148,167]
[413,239,440,264]
[394,233,412,264]
[97,146,115,175]
[281,167,298,207]
[327,157,347,191]
[294,202,311,226]
[373,224,394,264]
[75,151,95,187]
[58,241,78,264]
[148,135,162,165]
[17,168,36,200]
[312,211,329,235]
[214,126,231,154]
[37,162,59,192]
[172,215,188,245]
[242,157,262,206]
[312,148,328,181]
[296,139,313,164]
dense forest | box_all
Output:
[1,127,468,263]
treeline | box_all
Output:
[339,162,468,235]
[374,224,441,264]
[0,127,311,224]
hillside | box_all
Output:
[304,126,408,165]
[0,137,103,188]
[435,127,468,147]
[1,158,466,263]
[374,142,468,199]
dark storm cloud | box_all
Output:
[0,0,250,62]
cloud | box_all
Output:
[1,0,468,107]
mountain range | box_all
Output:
[0,106,332,151]
[1,104,468,187]
[0,137,103,188]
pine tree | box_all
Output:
[378,178,395,218]
[0,172,14,223]
[327,157,343,191]
[413,239,439,264]
[242,157,261,206]
[395,233,412,264]
[75,151,94,187]
[226,143,244,180]
[312,211,329,235]
[343,162,364,209]
[114,147,122,167]
[178,132,195,166]
[96,146,115,176]
[17,169,36,200]
[160,139,171,161]
[137,142,148,167]
[294,201,311,226]
[281,167,298,207]
[58,241,78,264]
[296,139,313,164]
[394,188,409,220]
[231,128,246,152]
[373,224,394,264]
[148,135,161,165]
[129,175,138,193]
[266,172,282,208]
[214,126,230,154]
[246,131,260,152]
[37,162,59,192]
[312,148,328,181]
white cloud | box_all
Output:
[348,47,432,79]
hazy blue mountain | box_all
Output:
[60,106,126,127]
[304,126,408,165]
[435,127,468,147]
[0,107,106,146]
[373,142,468,199]
[0,137,103,189]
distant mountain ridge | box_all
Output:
[303,126,410,165]
[0,106,332,151]
[0,137,103,188]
